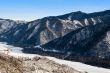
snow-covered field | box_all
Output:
[0,42,110,73]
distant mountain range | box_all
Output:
[0,10,110,68]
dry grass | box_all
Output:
[0,54,83,73]
[0,54,23,73]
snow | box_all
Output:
[60,19,82,30]
[0,42,41,58]
[0,43,23,53]
[27,24,40,40]
[46,56,110,73]
[27,23,33,30]
[91,18,97,25]
[98,18,102,23]
[60,19,73,24]
[35,45,62,53]
[52,23,56,28]
[40,31,48,44]
[84,19,89,25]
[14,30,20,36]
[67,25,75,29]
[41,48,61,53]
[34,45,41,48]
[0,20,15,34]
[0,42,110,73]
[9,52,41,59]
[0,44,9,54]
[46,20,58,38]
[73,20,82,25]
[68,15,72,20]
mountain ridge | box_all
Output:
[0,10,110,45]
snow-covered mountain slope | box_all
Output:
[0,10,110,45]
[30,15,110,68]
[0,43,110,73]
[41,15,110,56]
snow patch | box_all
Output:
[27,23,32,30]
[60,19,73,24]
[91,18,97,25]
[98,18,102,23]
[14,30,20,36]
[73,20,82,25]
[68,15,72,20]
[27,24,40,40]
[84,19,89,25]
[46,20,58,38]
[0,42,23,53]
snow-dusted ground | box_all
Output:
[0,42,23,53]
[0,42,110,73]
[47,56,110,73]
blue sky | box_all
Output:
[0,0,110,21]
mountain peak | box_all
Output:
[71,11,86,14]
[57,11,87,20]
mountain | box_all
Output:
[38,16,110,68]
[0,10,110,68]
[0,10,110,45]
[26,12,110,68]
[41,15,110,57]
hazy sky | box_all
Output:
[0,0,109,21]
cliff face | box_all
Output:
[0,10,110,45]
